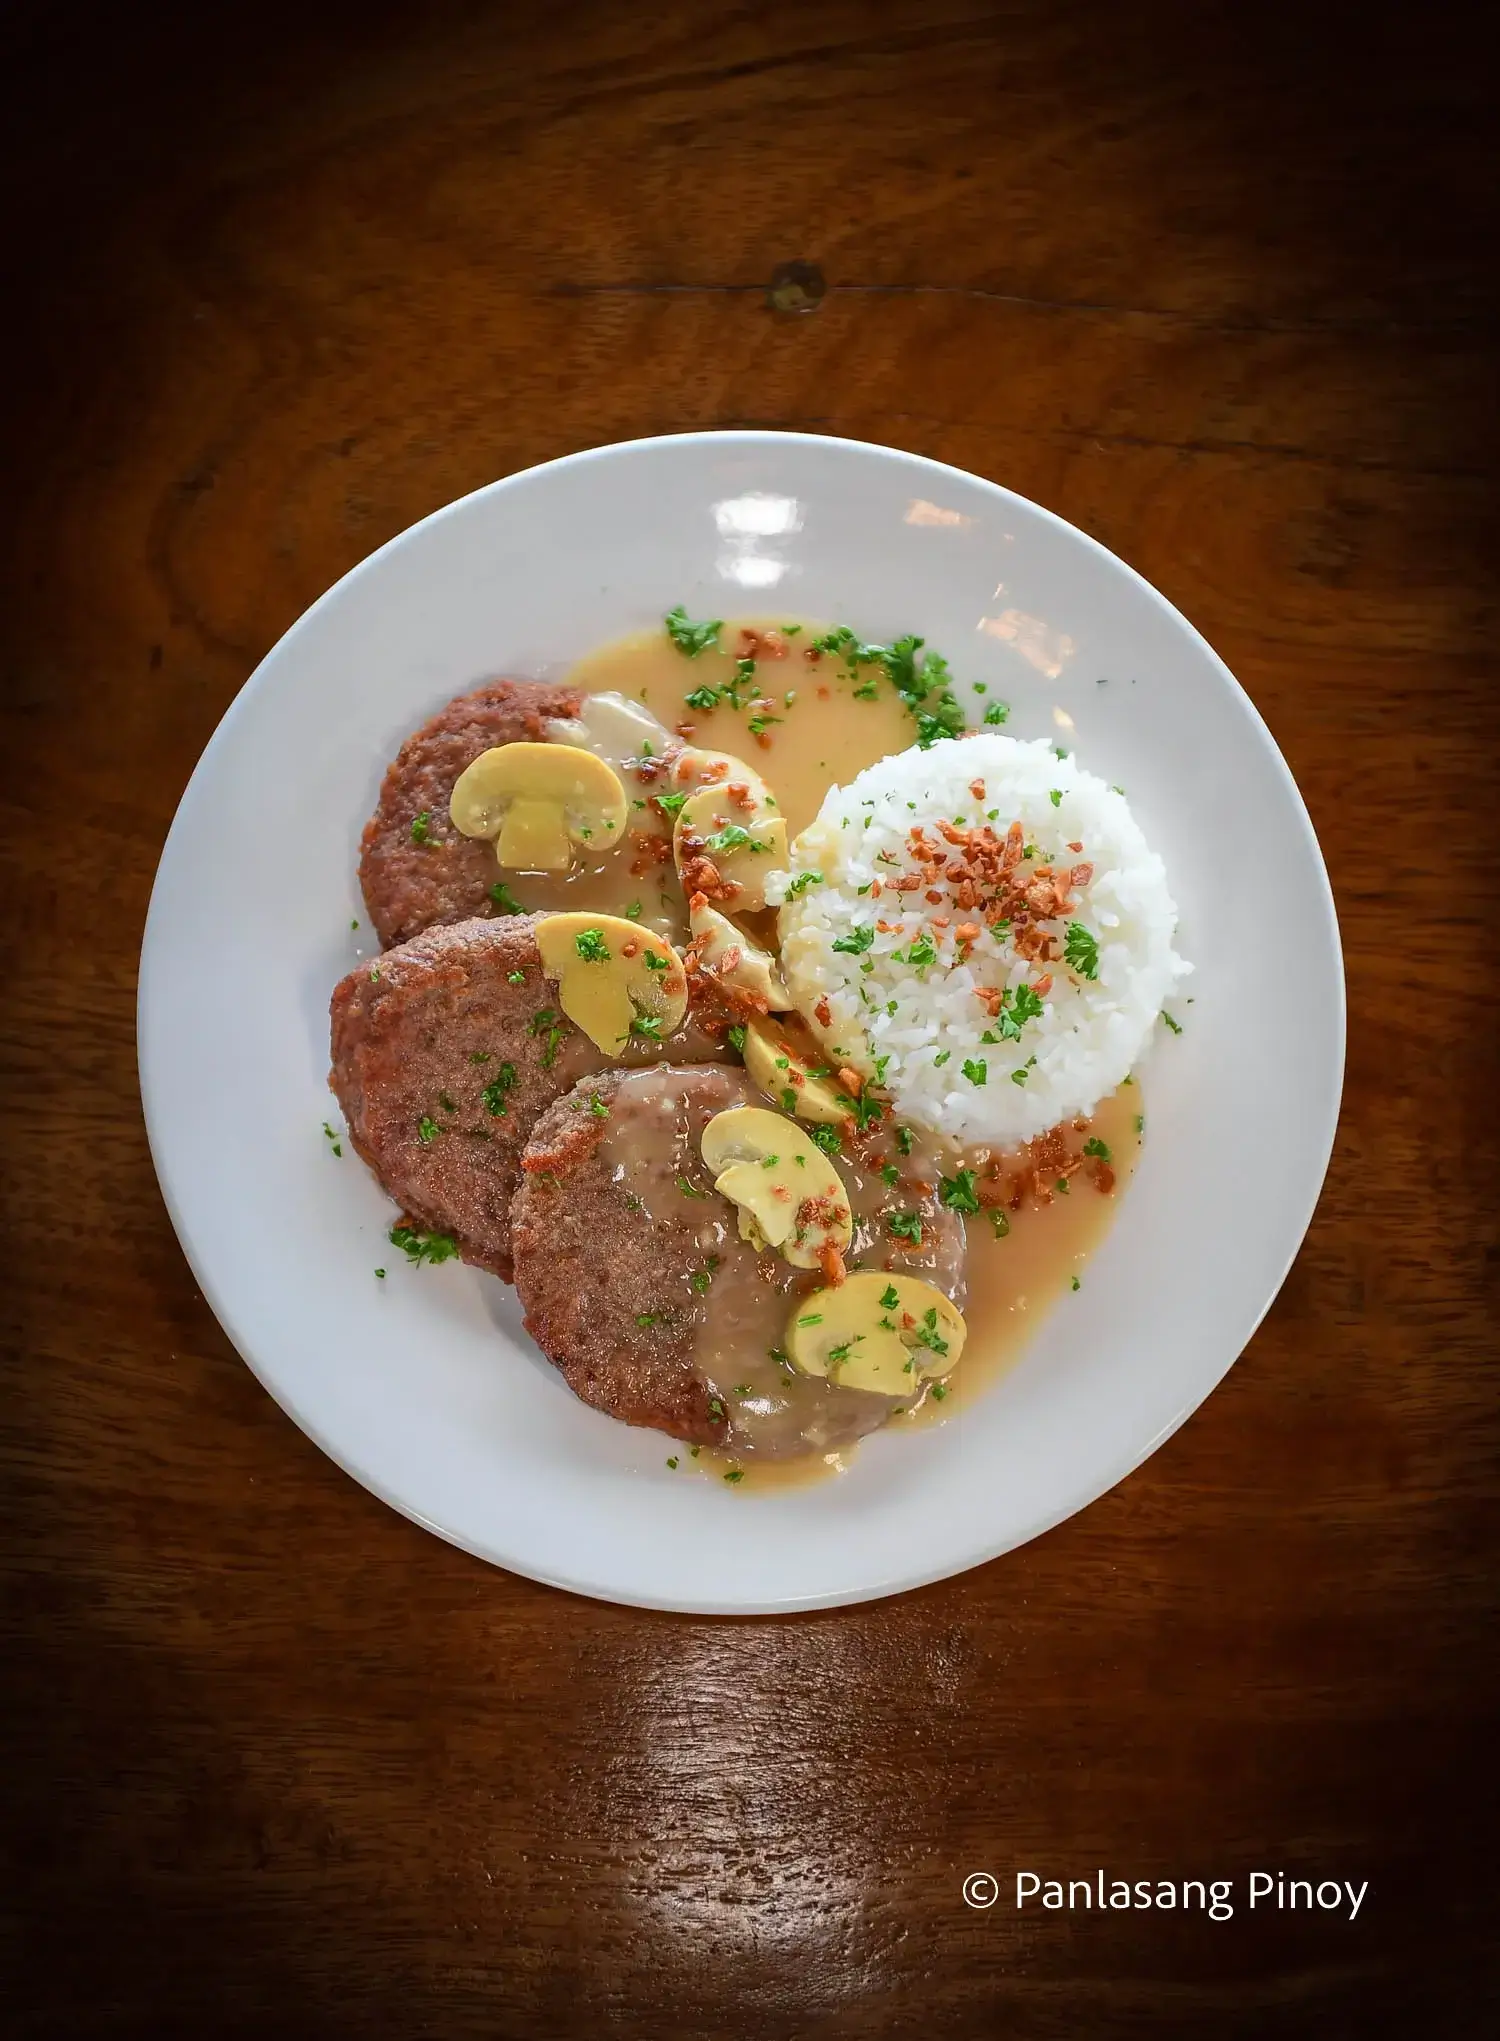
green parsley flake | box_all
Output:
[724,1469,745,1484]
[797,1313,824,1327]
[1070,1275,1082,1291]
[417,1115,441,1143]
[655,790,689,818]
[780,1088,798,1112]
[809,1124,842,1157]
[886,1210,923,1244]
[684,684,719,711]
[1083,1135,1111,1162]
[666,1457,679,1470]
[726,1024,748,1053]
[831,923,875,955]
[1049,788,1063,807]
[939,1169,981,1214]
[930,1382,949,1401]
[410,811,434,845]
[880,1283,900,1309]
[1063,922,1100,981]
[665,605,723,657]
[629,1013,665,1042]
[489,881,524,914]
[388,1223,458,1267]
[895,1125,915,1156]
[374,1267,385,1278]
[988,1209,1011,1239]
[983,703,1008,726]
[624,900,643,920]
[1135,1113,1145,1135]
[676,1174,709,1198]
[574,927,610,961]
[961,1058,988,1087]
[785,871,823,897]
[1162,1010,1184,1034]
[481,1064,517,1115]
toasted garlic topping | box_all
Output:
[741,1017,853,1126]
[689,898,792,1011]
[535,912,687,1054]
[787,1272,966,1396]
[673,786,788,912]
[449,743,627,872]
[699,1105,852,1271]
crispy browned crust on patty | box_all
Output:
[510,1066,762,1446]
[360,678,584,948]
[329,915,581,1281]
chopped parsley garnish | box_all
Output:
[988,1209,1011,1239]
[624,900,643,920]
[938,1168,981,1214]
[759,1153,779,1168]
[1049,788,1063,808]
[574,927,610,961]
[410,810,434,845]
[636,1313,660,1327]
[809,1124,842,1157]
[388,1223,458,1267]
[704,824,765,855]
[643,950,668,973]
[881,1163,899,1186]
[780,1088,798,1112]
[991,981,1046,1042]
[628,1013,665,1041]
[769,1346,791,1369]
[322,1121,342,1158]
[707,1396,725,1418]
[918,1308,949,1356]
[797,1313,824,1327]
[507,969,525,984]
[886,1210,923,1244]
[851,1092,884,1132]
[488,881,524,914]
[930,1382,949,1401]
[827,1337,865,1364]
[933,1049,951,1067]
[684,685,720,711]
[961,1057,988,1087]
[587,1093,610,1119]
[468,1051,490,1064]
[374,1267,385,1278]
[1063,923,1100,981]
[1056,1177,1071,1195]
[676,1174,708,1198]
[901,932,939,974]
[723,1469,745,1484]
[831,922,875,955]
[1135,1113,1145,1134]
[689,1257,720,1293]
[1161,1010,1184,1034]
[983,702,1008,726]
[726,1024,748,1053]
[1083,1135,1112,1161]
[895,1125,914,1156]
[666,1456,679,1470]
[665,605,723,657]
[785,871,823,897]
[417,1115,441,1143]
[655,789,689,817]
[747,714,781,736]
[481,1064,517,1114]
[880,1283,900,1309]
[1070,1275,1082,1291]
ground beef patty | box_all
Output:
[360,678,583,948]
[511,1065,967,1451]
[329,914,594,1281]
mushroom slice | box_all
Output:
[449,742,628,873]
[535,912,687,1054]
[787,1272,966,1396]
[699,1105,852,1270]
[544,692,673,771]
[673,786,789,911]
[741,1017,853,1126]
[668,745,778,810]
[689,898,792,1011]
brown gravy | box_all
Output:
[546,617,1143,1484]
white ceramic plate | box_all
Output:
[138,431,1343,1613]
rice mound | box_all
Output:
[770,735,1189,1146]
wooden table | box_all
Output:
[3,4,1494,2033]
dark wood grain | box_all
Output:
[1,2,1496,2035]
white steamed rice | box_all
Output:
[769,735,1189,1145]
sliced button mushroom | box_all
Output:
[544,691,674,770]
[668,745,778,810]
[788,1272,966,1395]
[741,1017,854,1125]
[689,897,792,1011]
[535,911,687,1054]
[449,742,628,872]
[699,1105,852,1270]
[673,786,789,911]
